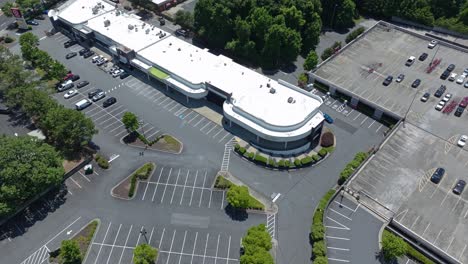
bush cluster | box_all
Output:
[310,189,336,261]
[345,27,365,43]
[240,224,274,264]
[128,163,154,197]
[94,154,109,169]
[338,152,369,185]
[4,35,15,43]
[214,175,233,189]
[321,42,342,61]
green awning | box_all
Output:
[149,67,169,80]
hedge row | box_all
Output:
[382,230,435,264]
[234,144,333,169]
[310,189,336,263]
[128,163,155,197]
[338,152,369,185]
[345,27,365,44]
[94,154,109,169]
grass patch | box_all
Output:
[247,195,265,210]
[161,135,182,152]
[214,175,234,189]
[383,230,435,264]
[129,163,155,197]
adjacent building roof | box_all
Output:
[55,0,115,25]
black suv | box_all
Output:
[71,75,80,81]
[447,64,456,72]
[88,89,103,99]
[411,79,421,88]
[440,70,450,80]
[430,168,445,184]
[434,85,446,97]
[455,106,464,117]
[64,40,77,48]
[103,97,117,108]
[175,29,188,38]
[79,48,90,56]
[83,50,95,58]
[419,52,428,61]
[453,180,466,195]
[382,75,393,86]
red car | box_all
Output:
[460,97,468,108]
[63,72,74,80]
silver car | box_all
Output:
[92,91,106,102]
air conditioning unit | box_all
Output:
[104,20,110,27]
[128,24,134,30]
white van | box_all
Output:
[75,99,92,110]
[57,80,74,92]
[405,56,416,66]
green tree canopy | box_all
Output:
[262,24,302,68]
[21,87,58,119]
[59,240,82,264]
[19,32,39,47]
[39,106,97,153]
[174,10,194,30]
[226,185,250,209]
[0,135,64,216]
[242,224,272,251]
[0,46,36,94]
[304,50,318,71]
[381,231,408,261]
[240,249,274,264]
[122,112,140,132]
[134,243,158,264]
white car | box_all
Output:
[64,89,78,99]
[91,55,104,63]
[435,101,445,111]
[456,75,466,84]
[458,135,468,147]
[112,69,124,78]
[442,93,452,102]
[428,40,438,49]
[449,72,457,81]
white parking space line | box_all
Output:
[189,170,199,206]
[221,191,225,209]
[368,120,376,128]
[148,227,155,245]
[422,223,431,236]
[360,116,368,125]
[159,228,166,250]
[194,117,206,127]
[199,172,207,207]
[205,124,218,135]
[326,236,350,241]
[208,190,213,208]
[200,121,212,131]
[170,172,180,205]
[175,108,189,116]
[69,177,82,188]
[333,201,357,212]
[106,224,122,264]
[111,125,126,135]
[178,231,187,264]
[158,97,171,105]
[328,257,350,262]
[191,232,198,263]
[151,167,165,202]
[94,223,112,264]
[164,100,176,109]
[226,236,231,264]
[433,229,443,244]
[161,168,175,203]
[214,234,221,264]
[459,244,467,260]
[212,128,224,138]
[329,208,352,221]
[327,247,350,251]
[188,114,200,124]
[376,124,384,133]
[166,230,177,264]
[78,171,91,182]
[182,111,194,120]
[203,233,209,264]
[169,103,181,112]
[218,132,231,143]
[180,170,190,205]
[147,129,161,139]
[353,113,361,121]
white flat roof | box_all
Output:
[86,11,169,52]
[139,36,322,128]
[56,0,115,25]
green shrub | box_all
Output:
[234,144,240,151]
[312,240,326,257]
[4,36,15,43]
[313,256,328,264]
[321,47,334,61]
[407,244,435,264]
[284,160,291,168]
[294,159,301,167]
[349,160,361,169]
[254,155,268,165]
[323,146,335,153]
[310,223,324,242]
[312,155,321,162]
[268,158,276,167]
[345,26,365,43]
[94,154,109,169]
[238,147,246,154]
[318,149,327,157]
[278,159,285,168]
[247,152,255,160]
[248,196,265,210]
[301,156,313,165]
[214,175,233,189]
[382,230,408,261]
[135,163,154,180]
[129,174,137,197]
[354,152,368,163]
[298,72,309,88]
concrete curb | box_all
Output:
[110,163,156,200]
[119,133,183,155]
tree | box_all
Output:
[0,135,64,216]
[313,256,328,264]
[39,106,97,153]
[134,244,158,264]
[122,112,140,132]
[19,32,39,47]
[174,10,194,30]
[21,87,58,120]
[240,249,274,264]
[303,50,318,71]
[381,231,408,261]
[59,240,82,264]
[45,60,68,80]
[242,224,272,251]
[194,0,233,49]
[1,2,15,17]
[0,46,35,94]
[321,0,356,29]
[262,24,302,68]
[280,6,305,31]
[226,185,250,209]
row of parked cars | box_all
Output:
[430,168,466,195]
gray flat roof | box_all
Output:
[349,123,468,263]
[312,23,468,118]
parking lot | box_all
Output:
[133,166,228,210]
[349,123,468,263]
[86,221,242,264]
[313,22,468,120]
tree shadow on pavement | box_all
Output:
[0,184,69,242]
[224,205,248,221]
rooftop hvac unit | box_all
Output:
[104,20,110,27]
[135,27,138,32]
[145,29,150,34]
[128,24,134,30]
[92,6,99,15]
[270,88,276,94]
[267,83,270,88]
[287,97,295,103]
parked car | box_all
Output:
[440,70,450,80]
[405,56,416,66]
[419,53,428,61]
[449,72,457,81]
[70,74,80,81]
[76,80,89,88]
[435,101,445,111]
[26,20,39,26]
[420,92,430,102]
[460,97,468,108]
[103,97,117,108]
[92,91,106,102]
[112,69,124,78]
[411,79,421,88]
[458,135,468,147]
[383,75,393,86]
[455,106,464,117]
[465,81,468,88]
[456,75,466,84]
[119,72,130,79]
[442,93,452,102]
[428,40,438,49]
[79,48,90,56]
[434,85,446,98]
[396,74,405,83]
[92,55,104,63]
[453,180,466,195]
[64,89,78,99]
[447,64,456,72]
[63,72,74,80]
[65,52,77,59]
[323,113,334,124]
[96,58,108,66]
[63,40,77,48]
[175,29,188,38]
[83,50,95,58]
[57,80,74,92]
[88,89,103,99]
[159,17,165,26]
[430,167,445,184]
